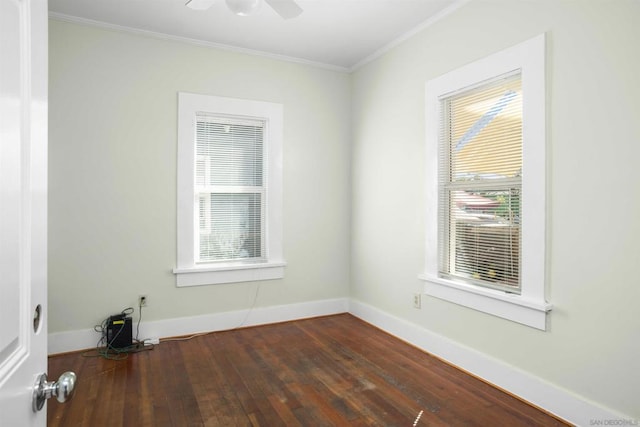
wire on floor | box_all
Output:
[87,284,262,351]
[84,306,155,360]
[160,282,261,343]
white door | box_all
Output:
[0,0,71,425]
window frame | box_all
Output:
[174,92,285,287]
[420,34,551,330]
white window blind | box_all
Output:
[195,114,266,263]
[438,72,522,292]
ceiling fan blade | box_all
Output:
[185,0,216,10]
[264,0,303,19]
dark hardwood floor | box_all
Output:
[47,314,569,426]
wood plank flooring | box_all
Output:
[47,314,569,426]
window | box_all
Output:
[174,93,285,286]
[196,115,264,263]
[440,72,522,293]
[420,34,551,330]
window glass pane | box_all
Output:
[447,188,520,290]
[198,193,262,262]
[447,74,522,181]
[196,119,264,187]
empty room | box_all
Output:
[1,0,638,425]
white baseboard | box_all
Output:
[348,299,629,427]
[48,297,349,355]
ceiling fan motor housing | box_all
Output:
[226,0,262,16]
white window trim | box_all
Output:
[420,34,551,330]
[174,92,285,286]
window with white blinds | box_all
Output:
[175,93,284,287]
[421,34,549,329]
[439,73,522,293]
[195,115,266,263]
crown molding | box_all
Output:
[349,0,471,72]
[49,12,350,73]
[50,0,469,74]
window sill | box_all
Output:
[418,274,552,330]
[174,261,286,287]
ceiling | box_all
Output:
[48,0,460,71]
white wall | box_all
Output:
[351,0,639,419]
[48,21,351,333]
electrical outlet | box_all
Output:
[413,293,421,309]
[139,295,147,307]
